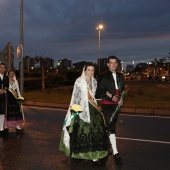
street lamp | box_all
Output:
[96,24,103,76]
[20,0,24,95]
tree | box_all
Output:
[34,56,45,90]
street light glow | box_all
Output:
[96,24,104,30]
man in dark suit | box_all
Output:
[0,63,9,136]
[95,56,125,164]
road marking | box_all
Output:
[120,113,170,119]
[117,136,170,144]
[23,106,170,145]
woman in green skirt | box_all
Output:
[59,64,108,162]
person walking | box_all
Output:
[95,56,125,164]
[4,69,24,134]
[0,63,9,136]
[59,64,108,163]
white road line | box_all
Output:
[120,113,170,119]
[23,106,170,145]
[117,136,170,144]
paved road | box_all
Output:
[0,106,170,170]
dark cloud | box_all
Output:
[0,0,170,67]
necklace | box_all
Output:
[86,79,93,93]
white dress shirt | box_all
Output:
[0,74,3,80]
[112,72,118,89]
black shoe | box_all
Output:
[16,128,24,134]
[4,128,9,132]
[0,130,8,136]
[114,153,122,164]
[91,160,100,165]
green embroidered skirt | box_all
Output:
[59,102,108,160]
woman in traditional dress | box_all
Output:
[59,64,108,162]
[4,70,24,133]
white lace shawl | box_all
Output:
[9,78,21,97]
[62,68,97,148]
[6,72,21,97]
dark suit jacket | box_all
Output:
[0,75,9,114]
[95,70,124,102]
[0,74,9,90]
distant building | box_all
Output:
[24,56,35,72]
[126,64,134,72]
[23,56,54,73]
[135,63,148,70]
[99,58,108,72]
[0,52,4,63]
[57,58,72,71]
[0,42,14,70]
[42,57,54,72]
[73,61,93,72]
[99,57,123,72]
[100,58,107,67]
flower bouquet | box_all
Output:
[108,85,130,129]
[17,96,24,101]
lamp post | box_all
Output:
[20,0,24,95]
[96,24,103,76]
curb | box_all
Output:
[23,101,170,117]
[120,108,170,116]
[23,101,68,109]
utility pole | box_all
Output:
[96,24,103,76]
[20,0,24,95]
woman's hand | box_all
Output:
[112,95,119,102]
[106,91,112,98]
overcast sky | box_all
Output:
[0,0,170,67]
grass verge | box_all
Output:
[23,80,170,109]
